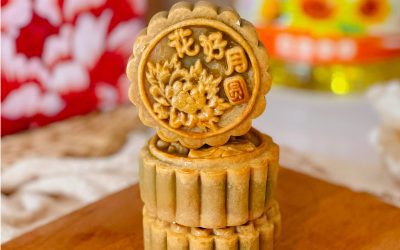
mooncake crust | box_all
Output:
[143,206,280,250]
[126,1,271,149]
[139,128,279,228]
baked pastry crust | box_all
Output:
[143,206,280,250]
[139,128,279,228]
[127,1,271,148]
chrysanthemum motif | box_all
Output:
[127,2,271,148]
[146,55,231,131]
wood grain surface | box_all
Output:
[3,168,400,250]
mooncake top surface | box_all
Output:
[127,1,271,148]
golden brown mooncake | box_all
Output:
[139,128,279,229]
[126,1,281,249]
[126,1,271,149]
[143,205,280,250]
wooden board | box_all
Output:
[3,168,400,250]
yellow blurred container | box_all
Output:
[235,0,400,94]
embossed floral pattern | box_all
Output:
[143,27,256,132]
[127,2,271,148]
[146,55,231,131]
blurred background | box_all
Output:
[1,0,400,243]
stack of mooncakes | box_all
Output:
[126,2,281,249]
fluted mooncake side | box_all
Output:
[143,206,280,250]
[139,128,279,228]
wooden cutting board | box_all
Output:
[3,168,400,250]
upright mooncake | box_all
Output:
[126,1,281,249]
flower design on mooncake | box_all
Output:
[146,55,231,131]
[127,2,271,148]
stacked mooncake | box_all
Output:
[126,2,281,249]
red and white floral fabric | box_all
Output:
[1,0,146,136]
